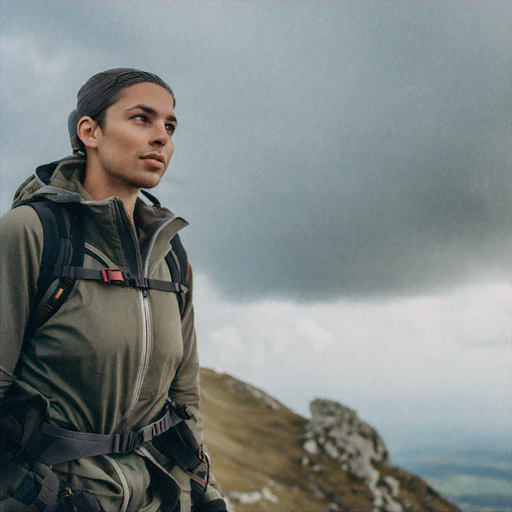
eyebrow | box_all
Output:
[126,104,178,125]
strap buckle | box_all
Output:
[101,268,125,284]
[166,399,193,420]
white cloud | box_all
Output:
[194,274,511,450]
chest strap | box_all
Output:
[20,399,189,467]
[53,266,187,293]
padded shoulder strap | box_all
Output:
[22,200,85,334]
[166,233,188,317]
[28,201,68,304]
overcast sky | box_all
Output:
[1,1,510,459]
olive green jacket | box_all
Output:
[0,158,213,511]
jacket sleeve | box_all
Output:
[168,261,204,443]
[0,206,43,398]
[167,258,226,504]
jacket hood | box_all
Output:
[12,155,87,208]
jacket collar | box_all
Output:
[15,156,188,275]
[31,157,187,231]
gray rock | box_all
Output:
[305,399,403,512]
[303,439,320,455]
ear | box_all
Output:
[77,116,101,149]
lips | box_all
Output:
[140,153,165,164]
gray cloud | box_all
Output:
[1,1,510,301]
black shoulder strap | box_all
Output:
[30,201,64,299]
[24,200,85,334]
[166,233,188,317]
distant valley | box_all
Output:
[396,450,512,512]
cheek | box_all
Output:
[108,127,142,148]
[121,132,144,149]
[101,132,132,155]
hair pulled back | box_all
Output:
[69,68,175,154]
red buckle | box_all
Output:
[101,268,125,284]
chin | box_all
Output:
[131,173,163,190]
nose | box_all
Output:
[150,122,171,147]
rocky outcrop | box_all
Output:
[304,399,403,512]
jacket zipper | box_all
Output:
[116,289,153,431]
[114,201,151,432]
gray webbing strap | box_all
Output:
[34,408,182,466]
[54,266,187,293]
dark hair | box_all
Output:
[69,68,175,154]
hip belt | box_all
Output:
[2,398,209,511]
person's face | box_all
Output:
[91,82,177,191]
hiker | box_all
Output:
[0,68,227,512]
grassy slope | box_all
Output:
[200,368,461,512]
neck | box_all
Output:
[82,164,139,224]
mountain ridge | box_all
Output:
[199,368,460,512]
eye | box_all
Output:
[165,123,176,134]
[132,114,148,122]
